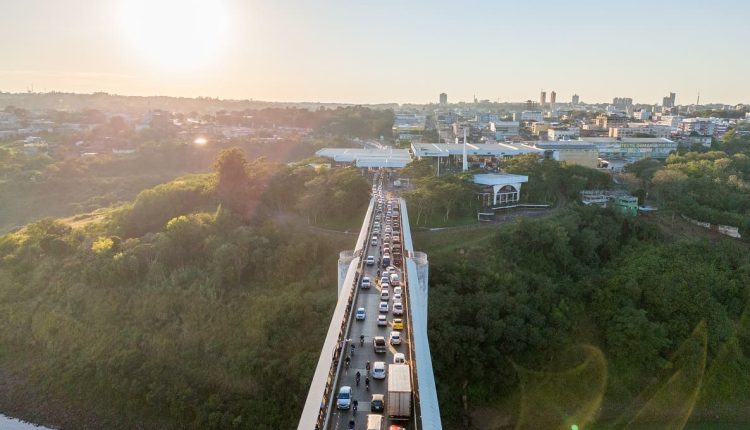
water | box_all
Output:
[0,414,54,430]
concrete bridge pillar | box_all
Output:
[338,250,354,296]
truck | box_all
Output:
[387,364,412,419]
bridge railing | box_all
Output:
[298,198,375,430]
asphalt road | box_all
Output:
[328,173,411,430]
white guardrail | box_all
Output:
[297,198,376,430]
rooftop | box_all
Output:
[315,147,412,168]
[473,173,529,186]
[411,142,541,158]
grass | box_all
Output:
[413,224,496,256]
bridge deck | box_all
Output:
[299,171,441,430]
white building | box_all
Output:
[580,137,677,159]
[610,123,672,138]
[393,113,427,141]
[489,121,520,140]
[515,111,544,122]
[473,173,529,206]
[680,118,716,136]
[632,110,652,120]
[659,115,685,128]
[548,127,580,141]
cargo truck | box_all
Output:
[387,364,412,419]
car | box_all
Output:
[392,293,402,302]
[379,301,389,313]
[380,290,389,300]
[382,254,391,266]
[390,331,402,345]
[389,425,406,430]
[392,302,403,315]
[366,256,375,266]
[392,318,403,330]
[380,276,389,286]
[387,266,398,275]
[372,361,386,379]
[373,336,387,353]
[393,286,402,296]
[337,386,352,409]
[371,237,378,246]
[377,314,388,326]
[361,277,371,289]
[390,273,400,284]
[393,353,406,364]
[356,307,366,320]
[370,394,385,412]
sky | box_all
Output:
[0,0,748,105]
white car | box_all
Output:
[379,301,389,313]
[380,290,389,300]
[361,277,371,289]
[371,237,378,246]
[390,331,402,346]
[380,276,389,286]
[366,256,375,266]
[377,314,387,326]
[337,386,352,409]
[392,302,403,315]
[387,266,398,275]
[372,361,386,379]
[393,293,402,302]
[393,353,406,364]
[356,307,366,320]
[393,286,402,296]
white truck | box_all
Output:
[387,364,412,419]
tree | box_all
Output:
[213,148,251,214]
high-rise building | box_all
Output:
[613,97,633,108]
[550,91,556,105]
[439,93,447,105]
[540,91,547,107]
[662,92,676,108]
[572,94,580,105]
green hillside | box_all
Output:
[0,149,369,429]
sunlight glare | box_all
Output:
[119,0,229,71]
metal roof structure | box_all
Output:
[315,148,412,168]
[535,141,598,150]
[411,142,542,158]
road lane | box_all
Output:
[329,171,411,430]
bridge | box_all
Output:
[298,173,442,430]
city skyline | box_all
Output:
[1,0,749,105]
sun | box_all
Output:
[119,0,229,71]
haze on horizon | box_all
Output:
[1,0,748,105]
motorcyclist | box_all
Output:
[344,355,350,369]
[353,399,358,414]
[365,361,370,375]
[351,344,355,355]
[355,371,361,386]
[365,376,370,391]
[359,334,364,346]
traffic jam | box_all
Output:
[332,171,412,430]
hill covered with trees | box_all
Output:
[421,203,750,429]
[0,149,369,429]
